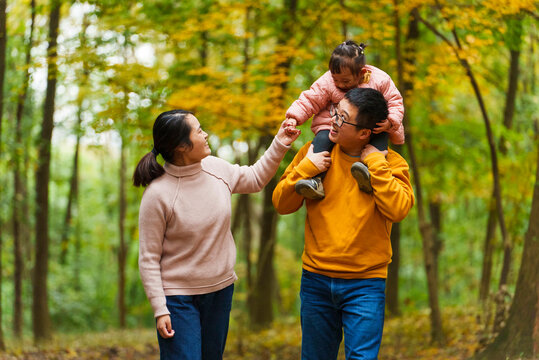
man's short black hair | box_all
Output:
[344,88,389,129]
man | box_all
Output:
[273,88,414,360]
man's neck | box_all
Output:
[339,140,368,157]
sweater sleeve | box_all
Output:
[272,142,319,214]
[363,151,414,222]
[378,74,405,145]
[226,137,290,194]
[286,72,332,125]
[138,186,170,318]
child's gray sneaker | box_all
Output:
[295,177,325,199]
[351,162,373,193]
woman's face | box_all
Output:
[176,114,210,165]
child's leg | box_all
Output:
[312,130,335,153]
[312,130,334,179]
[369,132,389,151]
[295,130,334,199]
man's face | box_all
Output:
[329,98,359,144]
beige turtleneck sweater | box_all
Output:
[138,138,289,317]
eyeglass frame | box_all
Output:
[330,103,360,128]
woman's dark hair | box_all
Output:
[329,40,367,75]
[133,110,193,187]
[344,88,388,130]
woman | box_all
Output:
[133,109,299,360]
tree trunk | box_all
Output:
[475,144,539,359]
[403,8,446,345]
[60,109,81,264]
[13,0,36,337]
[33,0,61,343]
[387,223,401,316]
[339,0,347,38]
[479,196,497,302]
[251,167,278,329]
[503,50,520,129]
[118,134,127,328]
[0,0,7,351]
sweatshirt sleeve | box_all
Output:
[286,72,332,125]
[363,151,414,222]
[226,137,290,194]
[138,187,170,318]
[272,142,319,214]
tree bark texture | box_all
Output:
[33,0,61,342]
[13,0,36,337]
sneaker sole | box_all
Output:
[295,183,325,200]
[351,167,373,193]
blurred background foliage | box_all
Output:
[0,0,537,358]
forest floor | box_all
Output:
[0,306,521,360]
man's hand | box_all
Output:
[360,144,387,162]
[276,119,301,146]
[306,144,331,172]
[156,314,175,339]
[373,119,392,134]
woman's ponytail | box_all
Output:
[133,150,165,187]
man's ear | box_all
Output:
[358,128,371,139]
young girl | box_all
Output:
[286,40,404,199]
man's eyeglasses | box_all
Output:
[330,104,357,128]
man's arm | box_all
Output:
[272,142,321,214]
[363,149,415,222]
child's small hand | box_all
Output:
[373,119,392,134]
[286,118,298,127]
[306,144,331,172]
[276,119,301,145]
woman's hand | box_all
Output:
[156,314,175,339]
[373,119,392,134]
[276,119,301,146]
[306,144,331,172]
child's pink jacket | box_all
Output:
[286,65,405,145]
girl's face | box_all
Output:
[331,67,365,91]
[175,114,210,165]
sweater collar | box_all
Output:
[164,161,203,177]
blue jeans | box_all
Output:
[157,284,234,360]
[300,270,386,360]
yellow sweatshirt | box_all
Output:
[273,142,414,279]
